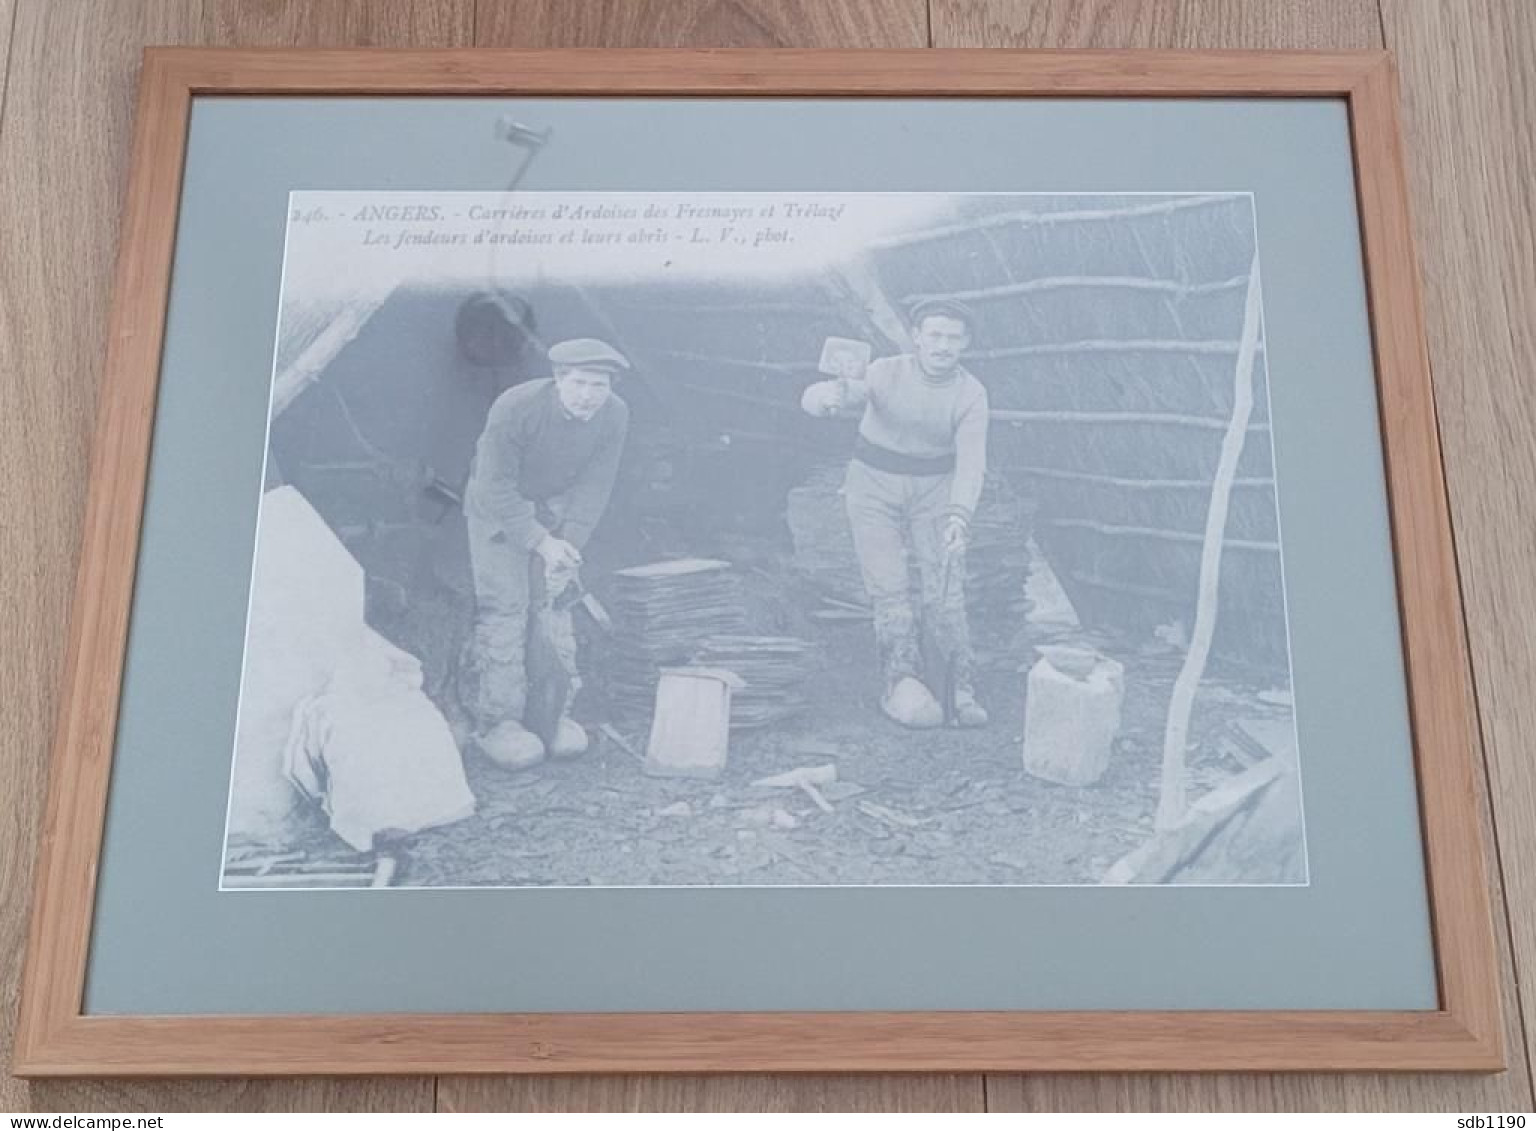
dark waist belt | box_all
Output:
[852,435,956,477]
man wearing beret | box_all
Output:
[801,299,990,729]
[461,338,631,769]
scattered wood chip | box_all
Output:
[857,800,925,829]
[760,832,834,882]
[820,780,868,802]
[790,741,843,759]
[810,608,872,622]
[799,781,834,813]
[752,763,837,789]
[988,852,1034,874]
[599,723,645,763]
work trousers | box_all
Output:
[843,458,974,694]
[462,509,579,733]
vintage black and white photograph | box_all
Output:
[220,188,1305,890]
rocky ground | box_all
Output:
[240,577,1297,889]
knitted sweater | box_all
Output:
[801,353,989,518]
[463,379,629,550]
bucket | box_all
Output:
[1022,648,1125,786]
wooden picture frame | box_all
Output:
[13,47,1502,1077]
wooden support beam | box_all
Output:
[1045,517,1278,553]
[968,338,1264,360]
[993,408,1268,431]
[903,273,1248,306]
[1010,465,1273,491]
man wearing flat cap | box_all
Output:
[801,298,990,729]
[461,337,631,770]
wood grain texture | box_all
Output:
[0,0,25,1108]
[442,1074,983,1112]
[475,0,928,48]
[932,0,1382,49]
[0,0,16,126]
[1383,0,1536,1090]
[147,47,1394,96]
[931,0,1533,1113]
[206,0,473,46]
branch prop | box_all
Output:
[902,273,1248,306]
[968,338,1264,360]
[991,408,1267,431]
[1155,251,1264,831]
[1010,464,1272,491]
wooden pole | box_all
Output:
[1155,250,1263,830]
[969,338,1264,359]
[270,295,386,418]
[903,273,1248,306]
[992,408,1267,430]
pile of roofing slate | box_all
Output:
[690,634,818,729]
[963,482,1034,629]
[599,559,748,719]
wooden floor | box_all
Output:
[2,0,1533,1112]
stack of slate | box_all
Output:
[786,461,866,606]
[788,463,1032,633]
[691,635,817,729]
[964,482,1034,632]
[600,559,748,719]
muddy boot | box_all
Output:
[549,717,589,760]
[953,689,989,729]
[479,720,546,771]
[882,676,943,729]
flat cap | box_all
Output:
[907,297,978,331]
[548,337,630,373]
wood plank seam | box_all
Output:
[0,2,18,132]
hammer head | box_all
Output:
[495,117,551,149]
